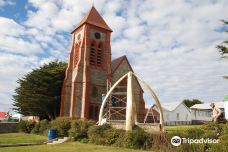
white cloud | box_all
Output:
[0,17,42,55]
[1,0,228,112]
[110,0,228,104]
[0,0,15,7]
[0,17,24,36]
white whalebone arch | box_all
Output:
[98,71,164,131]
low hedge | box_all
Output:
[69,119,94,141]
[122,128,151,149]
[31,119,50,135]
[20,117,228,151]
[51,117,73,137]
[88,124,154,150]
[18,120,36,133]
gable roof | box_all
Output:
[161,102,190,112]
[161,102,181,111]
[111,55,144,92]
[72,6,112,33]
[190,102,224,110]
[111,55,126,73]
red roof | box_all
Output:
[0,112,7,118]
[72,6,112,33]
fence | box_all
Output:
[0,122,18,133]
[164,121,192,126]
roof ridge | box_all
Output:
[71,6,112,33]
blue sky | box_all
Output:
[0,0,228,112]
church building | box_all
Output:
[60,6,146,122]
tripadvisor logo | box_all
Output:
[171,136,219,146]
[171,136,181,146]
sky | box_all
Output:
[0,0,228,112]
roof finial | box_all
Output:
[92,0,94,6]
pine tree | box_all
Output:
[13,61,67,120]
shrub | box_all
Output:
[104,128,124,145]
[122,128,150,149]
[68,119,94,141]
[203,122,222,135]
[18,120,36,133]
[51,117,73,137]
[185,128,205,139]
[208,123,228,152]
[39,119,50,135]
[88,124,114,145]
[31,122,40,134]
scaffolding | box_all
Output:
[99,71,164,131]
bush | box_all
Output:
[203,122,222,135]
[208,123,228,152]
[30,119,50,135]
[39,119,50,135]
[88,124,118,145]
[68,119,94,141]
[51,117,73,137]
[185,128,205,139]
[104,128,124,145]
[18,120,36,133]
[88,124,110,145]
[31,122,40,134]
[122,128,150,149]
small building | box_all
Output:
[190,102,224,124]
[11,113,22,121]
[153,102,191,125]
[21,116,40,122]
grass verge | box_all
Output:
[0,133,47,144]
[0,142,148,152]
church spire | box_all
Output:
[71,6,112,33]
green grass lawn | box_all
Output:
[0,125,204,152]
[0,133,47,144]
[0,133,147,152]
[1,142,148,152]
[164,124,203,132]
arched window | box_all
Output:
[90,42,95,65]
[97,43,102,66]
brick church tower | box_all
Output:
[60,6,112,120]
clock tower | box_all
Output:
[60,6,112,120]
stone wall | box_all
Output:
[0,122,18,133]
[108,122,162,133]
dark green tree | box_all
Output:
[13,61,67,120]
[183,99,203,108]
[217,20,228,59]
